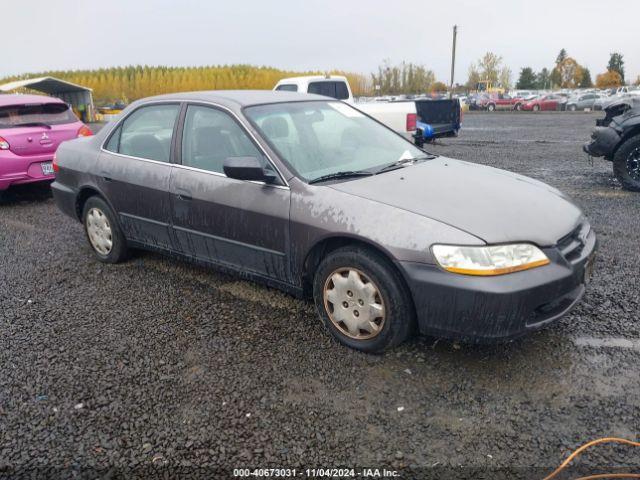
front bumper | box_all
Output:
[400,228,597,342]
[583,126,620,159]
[0,152,56,191]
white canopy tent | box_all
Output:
[0,76,95,122]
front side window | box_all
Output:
[181,105,262,174]
[245,101,425,182]
[106,104,180,162]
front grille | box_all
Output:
[557,222,590,263]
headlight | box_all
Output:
[432,244,550,276]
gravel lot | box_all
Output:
[1,112,638,479]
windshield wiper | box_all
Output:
[12,122,52,129]
[375,155,435,175]
[308,170,374,184]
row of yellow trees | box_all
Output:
[0,65,370,104]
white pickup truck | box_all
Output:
[273,75,461,143]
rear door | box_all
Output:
[99,102,181,249]
[170,103,291,281]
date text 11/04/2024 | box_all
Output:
[233,468,400,477]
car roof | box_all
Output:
[137,90,330,108]
[0,93,66,107]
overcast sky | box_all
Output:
[5,0,639,84]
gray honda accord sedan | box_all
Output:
[52,91,596,352]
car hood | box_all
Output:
[329,157,583,246]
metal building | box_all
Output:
[0,76,95,122]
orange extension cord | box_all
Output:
[542,437,640,480]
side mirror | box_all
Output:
[223,156,277,183]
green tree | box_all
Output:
[556,49,568,64]
[579,68,593,88]
[607,53,625,82]
[536,68,550,89]
[516,67,537,89]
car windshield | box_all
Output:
[244,101,427,182]
[0,103,78,128]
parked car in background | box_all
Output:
[52,91,596,352]
[468,93,490,110]
[594,93,635,111]
[0,94,92,195]
[566,93,603,111]
[521,94,568,111]
[511,90,537,101]
[274,76,461,142]
[480,93,524,111]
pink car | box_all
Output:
[0,94,92,193]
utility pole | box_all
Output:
[450,25,458,99]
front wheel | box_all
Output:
[613,136,640,192]
[82,196,129,263]
[487,104,496,112]
[533,104,541,112]
[568,104,577,111]
[313,246,415,353]
[515,103,522,111]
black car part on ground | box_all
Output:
[584,97,640,191]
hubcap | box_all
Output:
[627,147,640,181]
[86,208,113,255]
[323,268,385,340]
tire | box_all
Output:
[312,246,415,353]
[515,103,522,111]
[487,103,496,112]
[82,196,129,263]
[568,104,577,111]
[612,136,640,192]
[533,105,540,112]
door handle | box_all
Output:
[176,193,192,201]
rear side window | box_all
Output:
[105,104,180,162]
[308,81,349,100]
[0,103,77,128]
[275,84,298,92]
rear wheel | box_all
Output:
[613,136,640,192]
[313,246,415,353]
[515,103,522,111]
[568,104,577,111]
[82,196,129,263]
[487,103,496,112]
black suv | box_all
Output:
[584,96,640,191]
